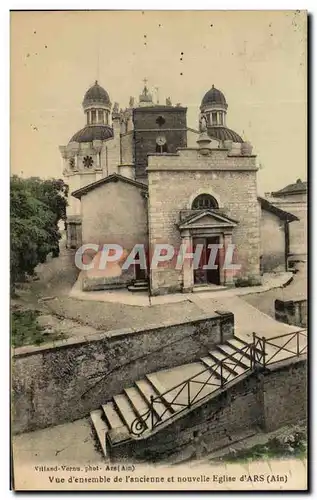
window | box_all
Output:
[212,112,218,125]
[91,110,97,124]
[156,116,165,127]
[97,110,104,124]
[69,158,75,169]
[192,194,218,210]
[83,156,94,168]
[219,112,224,125]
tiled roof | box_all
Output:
[272,179,307,197]
[207,126,243,143]
[71,173,148,199]
[201,86,227,108]
[83,81,111,108]
[69,125,113,143]
[258,196,299,222]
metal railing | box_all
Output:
[130,342,253,437]
[129,329,307,439]
[252,329,307,368]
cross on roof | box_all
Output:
[143,77,148,86]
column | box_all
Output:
[95,151,100,168]
[223,233,235,286]
[181,231,194,293]
[218,233,225,285]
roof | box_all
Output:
[82,81,111,108]
[69,125,113,143]
[258,196,299,222]
[207,126,243,143]
[271,179,307,197]
[201,85,228,109]
[71,173,148,199]
[178,209,238,230]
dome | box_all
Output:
[82,81,111,108]
[207,126,243,143]
[69,125,113,143]
[201,85,227,108]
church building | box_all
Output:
[60,80,298,296]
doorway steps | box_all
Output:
[90,335,268,459]
[127,279,148,293]
[193,284,227,293]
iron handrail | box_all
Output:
[256,328,306,342]
[253,329,307,367]
[130,342,253,437]
[130,329,307,439]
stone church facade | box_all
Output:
[60,81,299,296]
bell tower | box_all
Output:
[133,80,188,181]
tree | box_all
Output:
[10,176,68,292]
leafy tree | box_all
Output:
[10,176,68,292]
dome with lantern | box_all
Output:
[200,85,243,143]
[69,81,113,144]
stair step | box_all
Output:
[102,401,124,430]
[135,379,173,423]
[208,350,246,376]
[133,280,148,287]
[127,285,148,292]
[228,337,255,353]
[217,344,251,369]
[90,409,109,458]
[164,369,221,408]
[201,355,234,378]
[146,373,176,414]
[201,354,238,381]
[113,394,139,430]
[228,336,266,357]
[124,386,150,417]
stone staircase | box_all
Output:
[127,279,149,293]
[90,335,261,458]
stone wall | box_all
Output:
[262,359,307,431]
[120,132,134,164]
[269,195,307,257]
[260,208,286,272]
[110,359,307,462]
[147,149,260,295]
[101,120,121,176]
[80,179,148,250]
[12,312,234,434]
[275,298,307,328]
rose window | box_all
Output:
[83,156,94,168]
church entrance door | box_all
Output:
[193,236,220,286]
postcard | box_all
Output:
[11,10,307,491]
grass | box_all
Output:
[218,427,307,463]
[11,308,64,348]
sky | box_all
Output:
[10,10,307,194]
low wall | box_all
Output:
[12,311,234,434]
[262,359,307,431]
[275,298,307,327]
[110,359,307,462]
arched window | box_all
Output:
[192,194,218,210]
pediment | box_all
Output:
[178,209,238,230]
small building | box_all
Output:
[265,179,307,260]
[258,197,299,273]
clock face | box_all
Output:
[156,135,166,146]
